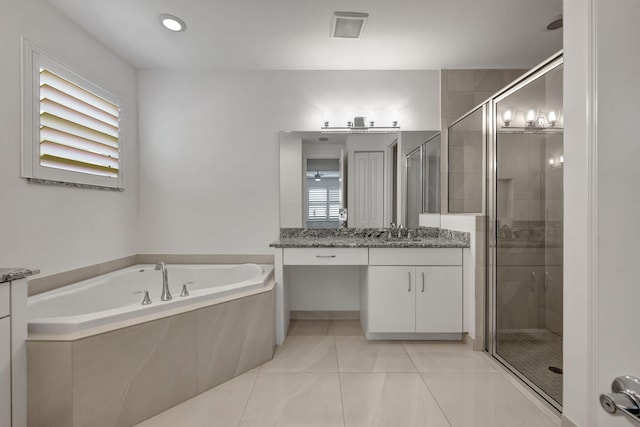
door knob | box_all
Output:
[600,375,640,424]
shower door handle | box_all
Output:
[600,376,640,425]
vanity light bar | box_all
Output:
[321,126,400,134]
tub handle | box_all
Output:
[181,282,192,297]
[142,290,152,305]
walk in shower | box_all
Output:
[448,52,564,409]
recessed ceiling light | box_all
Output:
[159,14,186,32]
[331,12,369,39]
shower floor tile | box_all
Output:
[496,328,563,405]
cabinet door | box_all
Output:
[415,266,462,333]
[368,266,415,332]
[0,317,10,427]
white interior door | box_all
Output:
[593,1,640,426]
[353,151,384,228]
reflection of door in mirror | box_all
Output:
[353,152,384,228]
[305,158,341,228]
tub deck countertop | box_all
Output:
[269,227,470,249]
[0,267,39,283]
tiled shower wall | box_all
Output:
[440,69,527,213]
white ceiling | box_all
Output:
[46,0,563,70]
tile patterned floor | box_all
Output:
[496,329,563,405]
[137,320,560,427]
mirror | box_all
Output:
[280,130,440,229]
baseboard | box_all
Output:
[365,332,462,341]
[290,311,360,320]
[561,415,579,427]
[462,332,475,349]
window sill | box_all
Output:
[26,178,124,192]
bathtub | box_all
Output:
[28,263,274,334]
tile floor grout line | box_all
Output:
[401,340,420,373]
[477,350,563,425]
[236,367,261,427]
[418,369,455,427]
[332,321,348,426]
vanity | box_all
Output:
[0,267,38,427]
[270,228,469,344]
[274,130,467,345]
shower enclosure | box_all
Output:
[489,54,563,409]
[405,134,441,228]
[448,52,564,410]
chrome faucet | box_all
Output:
[155,262,172,301]
[398,224,406,238]
[388,223,397,239]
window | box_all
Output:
[308,184,341,222]
[21,39,123,189]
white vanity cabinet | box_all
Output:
[364,248,463,338]
[367,266,415,332]
[0,276,29,427]
[1,282,11,427]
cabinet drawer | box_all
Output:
[284,248,368,265]
[369,248,462,266]
[0,282,9,318]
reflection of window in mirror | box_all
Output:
[306,159,341,229]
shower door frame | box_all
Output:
[486,52,564,413]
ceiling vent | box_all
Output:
[331,12,369,39]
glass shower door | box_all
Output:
[490,58,564,408]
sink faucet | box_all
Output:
[398,224,406,238]
[155,262,172,301]
[388,223,397,239]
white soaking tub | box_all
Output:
[28,263,274,334]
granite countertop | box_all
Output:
[0,268,39,283]
[270,227,470,249]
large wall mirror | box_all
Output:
[279,130,441,229]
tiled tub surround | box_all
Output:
[28,263,273,335]
[27,278,276,427]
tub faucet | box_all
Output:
[155,262,172,301]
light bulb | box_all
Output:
[548,111,558,126]
[159,14,186,32]
[502,109,514,126]
[526,109,537,125]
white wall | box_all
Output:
[563,1,590,426]
[1,0,138,275]
[279,137,303,227]
[137,70,440,253]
